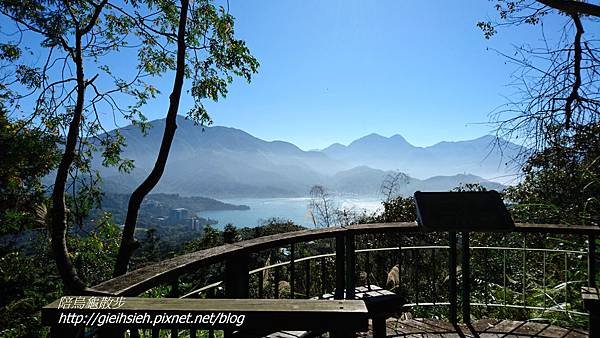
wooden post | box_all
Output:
[582,287,600,338]
[225,253,250,298]
[366,250,371,288]
[432,249,437,303]
[320,256,327,298]
[170,277,180,338]
[461,232,471,324]
[224,255,248,338]
[170,278,179,294]
[589,235,597,337]
[305,260,311,298]
[258,269,264,299]
[590,234,597,287]
[335,235,346,300]
[290,243,296,299]
[448,231,458,325]
[372,318,386,338]
[414,250,419,304]
[345,233,356,300]
[274,266,280,299]
[591,313,600,338]
[397,233,402,288]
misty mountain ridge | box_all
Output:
[94,116,520,198]
[322,132,523,181]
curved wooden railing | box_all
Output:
[93,222,599,293]
[92,222,414,296]
[47,221,596,337]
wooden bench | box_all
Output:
[42,297,369,337]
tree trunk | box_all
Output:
[113,0,190,277]
[47,1,107,293]
[49,30,87,293]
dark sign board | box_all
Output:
[414,191,515,232]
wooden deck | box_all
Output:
[237,318,587,337]
[354,318,588,338]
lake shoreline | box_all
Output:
[198,196,384,229]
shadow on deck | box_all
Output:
[258,319,587,337]
[358,318,588,338]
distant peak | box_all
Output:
[390,134,409,143]
[322,142,346,152]
[347,132,415,149]
[351,133,387,145]
[363,132,385,139]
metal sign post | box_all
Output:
[414,191,515,324]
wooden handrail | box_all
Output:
[91,222,600,296]
[514,223,600,234]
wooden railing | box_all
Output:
[44,222,600,337]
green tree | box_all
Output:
[0,216,121,337]
[223,223,240,244]
[0,112,61,336]
[114,0,258,276]
[379,196,416,223]
[506,123,600,225]
[240,218,304,239]
[0,0,258,289]
[0,112,60,235]
[185,225,224,251]
[0,0,162,292]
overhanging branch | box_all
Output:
[537,0,600,18]
[565,13,584,129]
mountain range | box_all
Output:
[94,116,521,198]
[322,133,523,180]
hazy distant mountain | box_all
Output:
[322,133,524,181]
[330,166,504,196]
[96,116,338,197]
[95,116,510,198]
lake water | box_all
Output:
[199,197,384,229]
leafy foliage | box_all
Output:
[506,123,600,225]
[0,113,60,235]
[0,220,121,337]
[379,196,416,222]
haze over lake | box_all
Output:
[199,197,384,229]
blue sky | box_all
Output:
[188,0,581,150]
[7,0,595,150]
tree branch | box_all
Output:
[565,13,584,128]
[537,0,600,18]
[81,0,109,35]
[113,0,190,277]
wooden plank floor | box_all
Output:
[353,318,588,337]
